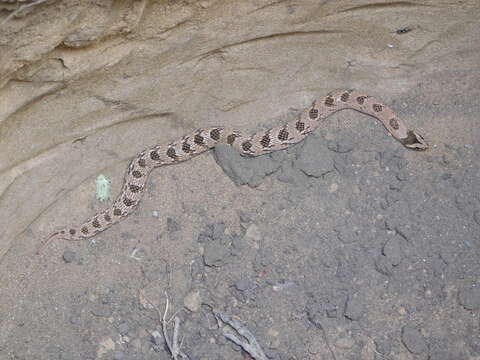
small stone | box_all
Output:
[68,315,81,325]
[203,241,230,267]
[458,286,480,310]
[212,223,226,240]
[238,210,252,224]
[335,227,362,244]
[118,322,129,335]
[234,278,250,291]
[245,224,262,241]
[197,230,211,243]
[328,183,338,193]
[62,249,76,263]
[344,295,365,321]
[97,338,115,358]
[401,325,428,354]
[152,210,159,217]
[231,234,246,256]
[184,290,201,312]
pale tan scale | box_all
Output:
[37,90,428,253]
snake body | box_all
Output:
[38,90,428,253]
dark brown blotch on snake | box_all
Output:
[242,140,253,152]
[123,197,134,207]
[389,118,400,130]
[296,121,305,132]
[309,108,319,119]
[132,170,142,178]
[129,184,141,193]
[278,128,289,141]
[356,96,366,105]
[182,142,193,153]
[260,134,271,148]
[166,147,177,159]
[150,151,160,161]
[194,134,205,145]
[227,134,237,145]
[210,128,221,141]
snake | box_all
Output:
[37,90,428,253]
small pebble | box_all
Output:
[212,222,226,240]
[374,338,391,355]
[203,241,230,267]
[62,249,76,264]
[401,325,428,354]
[235,278,250,291]
[344,295,365,321]
[328,183,339,193]
[458,285,480,310]
[118,322,129,335]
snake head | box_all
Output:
[401,130,428,151]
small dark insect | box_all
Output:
[396,27,412,34]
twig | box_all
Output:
[214,311,267,360]
[0,0,49,27]
[139,286,188,359]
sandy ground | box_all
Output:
[0,0,479,359]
